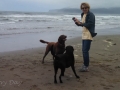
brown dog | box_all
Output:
[39,35,67,64]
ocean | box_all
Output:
[0,11,120,52]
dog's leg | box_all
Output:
[61,69,65,76]
[59,68,65,83]
[54,67,58,84]
[71,65,80,78]
[41,46,50,64]
[42,52,49,64]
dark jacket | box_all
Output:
[76,11,97,37]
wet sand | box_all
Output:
[0,35,120,90]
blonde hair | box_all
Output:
[80,2,90,10]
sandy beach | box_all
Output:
[0,34,120,90]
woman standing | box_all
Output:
[73,2,97,72]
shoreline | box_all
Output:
[0,34,120,54]
[0,34,119,55]
[1,27,120,53]
[0,30,81,53]
[0,34,119,54]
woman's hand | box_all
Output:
[74,18,81,24]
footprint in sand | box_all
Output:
[41,73,44,75]
[103,39,116,50]
[100,65,113,73]
[30,85,41,90]
[115,66,120,69]
[26,79,32,81]
[100,83,106,86]
[103,85,114,90]
[103,87,111,90]
[10,67,15,71]
[14,74,20,77]
[95,53,105,56]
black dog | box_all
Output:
[54,45,80,83]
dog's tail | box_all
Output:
[40,40,49,44]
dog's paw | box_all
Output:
[41,60,44,64]
[54,81,57,84]
[76,76,80,78]
[60,81,63,83]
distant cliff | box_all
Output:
[49,7,120,14]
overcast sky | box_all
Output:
[0,0,119,12]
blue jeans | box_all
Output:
[82,40,92,67]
